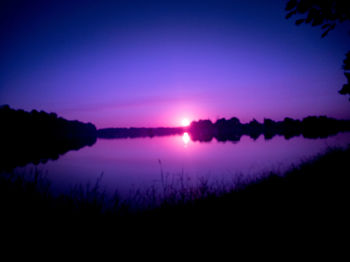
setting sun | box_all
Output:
[181,118,190,127]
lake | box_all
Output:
[14,132,350,198]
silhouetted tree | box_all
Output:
[285,0,350,99]
[339,51,350,96]
[263,118,277,140]
[0,105,97,170]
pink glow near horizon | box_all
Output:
[1,0,350,128]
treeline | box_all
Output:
[98,127,184,139]
[0,105,97,170]
[189,116,350,142]
[98,116,350,142]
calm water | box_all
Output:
[15,132,350,197]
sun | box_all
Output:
[181,118,190,127]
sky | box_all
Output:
[1,0,349,128]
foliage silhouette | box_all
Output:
[98,116,350,142]
[339,51,350,96]
[98,127,184,139]
[188,116,350,142]
[1,145,349,236]
[0,105,97,171]
[285,0,350,98]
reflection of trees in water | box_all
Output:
[97,127,184,139]
[2,104,348,170]
[189,116,350,142]
[98,116,350,143]
[0,105,97,171]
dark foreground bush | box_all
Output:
[1,145,349,235]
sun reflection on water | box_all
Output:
[182,132,190,146]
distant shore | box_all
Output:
[0,105,97,171]
[98,116,350,142]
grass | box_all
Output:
[1,145,349,233]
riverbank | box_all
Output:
[1,145,349,232]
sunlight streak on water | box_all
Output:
[18,132,350,197]
[182,132,190,146]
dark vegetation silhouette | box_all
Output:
[140,146,349,227]
[98,127,184,139]
[1,105,349,235]
[285,0,350,98]
[189,116,350,142]
[1,145,349,235]
[0,105,97,171]
[98,116,350,142]
[341,51,350,96]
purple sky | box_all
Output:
[1,0,349,128]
